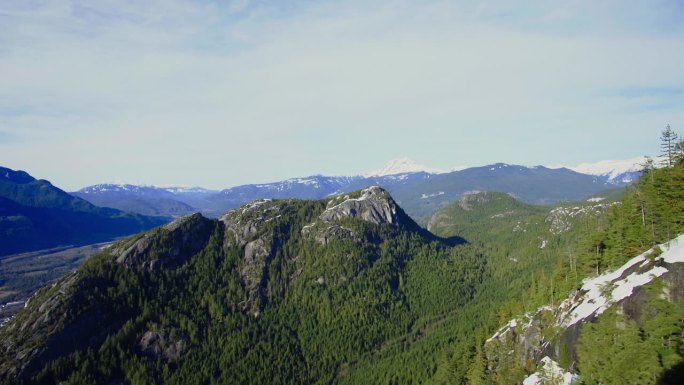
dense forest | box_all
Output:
[1,130,682,385]
[1,188,490,384]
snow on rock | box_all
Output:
[486,317,523,344]
[78,183,142,193]
[486,233,684,381]
[420,191,445,199]
[522,357,579,385]
[240,199,272,215]
[546,204,615,235]
[560,233,684,327]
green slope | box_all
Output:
[477,148,684,384]
[0,183,626,385]
[0,188,483,384]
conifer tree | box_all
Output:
[466,344,487,385]
[660,124,679,168]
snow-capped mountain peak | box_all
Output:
[548,156,649,184]
[569,156,647,178]
[364,158,442,177]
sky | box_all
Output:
[1,0,683,190]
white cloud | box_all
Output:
[0,0,683,189]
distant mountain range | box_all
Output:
[72,157,644,221]
[0,167,167,257]
[72,184,201,217]
[561,156,647,184]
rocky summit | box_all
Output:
[319,186,402,225]
[3,186,476,385]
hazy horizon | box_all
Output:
[2,155,651,192]
[1,1,682,190]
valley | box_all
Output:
[0,148,681,384]
[1,2,681,383]
[0,177,640,384]
[0,242,112,326]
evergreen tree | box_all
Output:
[676,139,684,163]
[577,309,660,385]
[660,124,679,168]
[465,344,486,385]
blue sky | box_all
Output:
[0,0,683,190]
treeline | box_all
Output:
[473,126,684,385]
[553,126,684,300]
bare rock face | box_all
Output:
[319,186,400,225]
[456,191,489,211]
[220,199,280,248]
[0,272,79,380]
[301,187,409,246]
[139,324,187,362]
[314,224,357,246]
[220,200,285,317]
[111,213,213,271]
[240,238,272,316]
[301,222,357,246]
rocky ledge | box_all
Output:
[319,186,400,225]
[111,213,214,271]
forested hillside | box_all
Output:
[479,129,684,384]
[0,187,487,384]
[423,191,617,384]
[0,184,631,385]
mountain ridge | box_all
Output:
[72,161,628,220]
[0,166,168,257]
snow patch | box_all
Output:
[163,186,212,194]
[325,187,379,209]
[364,158,442,177]
[241,199,272,214]
[487,318,521,343]
[568,157,646,179]
[522,357,578,385]
[420,191,445,199]
[562,233,684,327]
